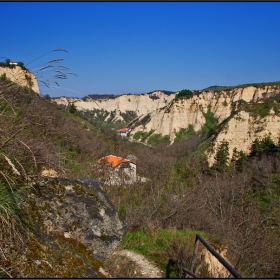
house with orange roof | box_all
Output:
[116,127,131,137]
[96,155,137,186]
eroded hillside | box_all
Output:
[0,81,126,277]
[131,86,280,143]
[207,105,280,166]
[53,85,280,166]
[0,65,40,94]
[53,90,176,122]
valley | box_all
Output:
[1,65,280,278]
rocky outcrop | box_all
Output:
[53,90,176,122]
[0,66,40,94]
[206,109,280,166]
[26,176,126,277]
[130,86,280,143]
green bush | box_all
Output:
[25,74,34,88]
[212,140,230,172]
[231,148,248,172]
[42,94,51,100]
[175,89,194,100]
[147,133,170,145]
[202,109,218,136]
[175,125,195,141]
[141,129,155,142]
[17,61,24,68]
[69,103,77,114]
[250,136,278,157]
[0,73,12,84]
[139,114,151,126]
[120,110,137,123]
[133,131,146,140]
[0,176,26,243]
[247,102,273,118]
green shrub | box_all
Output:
[147,133,170,145]
[0,73,12,84]
[25,74,34,88]
[212,140,230,172]
[175,89,194,100]
[141,129,155,142]
[175,125,195,141]
[139,114,151,126]
[69,103,77,114]
[231,148,248,172]
[0,177,26,243]
[246,102,273,118]
[120,110,137,123]
[133,130,155,142]
[250,136,278,157]
[202,109,218,136]
[42,94,51,100]
[133,131,145,140]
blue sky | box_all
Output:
[1,2,280,98]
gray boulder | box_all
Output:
[26,176,127,277]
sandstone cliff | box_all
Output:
[206,108,280,166]
[130,86,280,143]
[53,85,280,167]
[53,90,176,122]
[0,65,40,94]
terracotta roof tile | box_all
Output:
[97,155,130,167]
[116,128,131,133]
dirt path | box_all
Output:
[112,250,162,278]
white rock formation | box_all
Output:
[53,85,280,165]
[206,109,280,166]
[53,91,176,122]
[130,86,280,143]
[0,66,40,94]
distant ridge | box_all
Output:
[82,94,116,101]
[203,81,280,92]
[79,90,177,101]
[146,90,177,96]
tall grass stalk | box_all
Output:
[0,49,77,95]
[0,179,24,241]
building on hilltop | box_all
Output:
[116,127,131,137]
[9,61,17,65]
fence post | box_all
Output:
[196,234,241,278]
[190,235,199,273]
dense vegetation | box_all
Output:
[175,89,194,100]
[78,108,137,131]
[1,76,280,278]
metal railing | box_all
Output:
[167,234,242,278]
